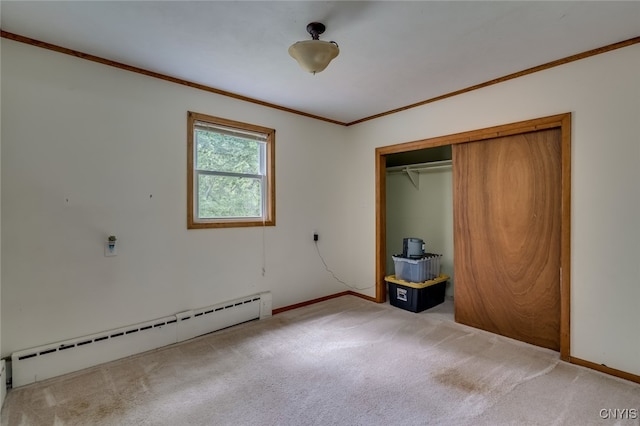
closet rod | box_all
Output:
[386,160,452,174]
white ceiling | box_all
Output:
[2,1,639,124]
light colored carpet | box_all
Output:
[2,295,639,425]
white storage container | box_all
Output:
[392,254,442,283]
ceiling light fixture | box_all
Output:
[288,22,339,75]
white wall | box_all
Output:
[347,44,640,376]
[0,39,351,357]
[386,169,454,296]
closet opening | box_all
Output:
[384,146,454,321]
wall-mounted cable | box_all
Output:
[314,240,375,291]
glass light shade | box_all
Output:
[288,40,339,74]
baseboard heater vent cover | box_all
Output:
[11,291,272,388]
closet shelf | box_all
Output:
[386,160,452,189]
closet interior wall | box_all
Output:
[385,160,454,297]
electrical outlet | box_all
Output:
[313,232,319,242]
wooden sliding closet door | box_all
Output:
[453,128,561,350]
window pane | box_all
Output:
[195,130,262,175]
[198,174,262,218]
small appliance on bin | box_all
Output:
[402,237,425,258]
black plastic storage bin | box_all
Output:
[385,275,448,313]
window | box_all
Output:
[187,111,275,228]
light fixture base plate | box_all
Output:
[306,22,326,40]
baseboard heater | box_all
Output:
[11,292,272,388]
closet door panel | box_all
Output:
[453,129,561,350]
